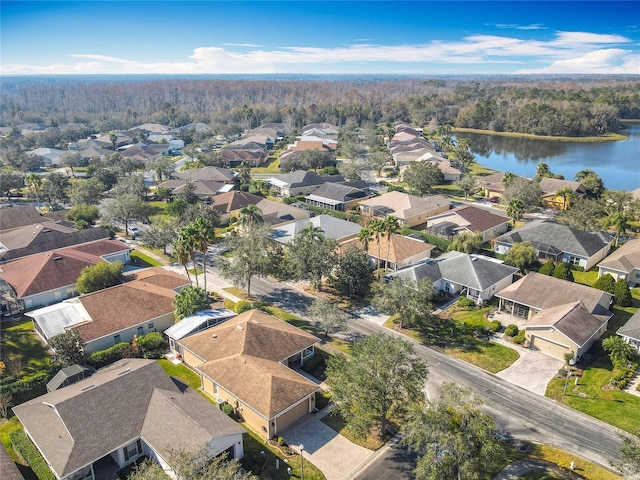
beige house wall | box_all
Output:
[182,350,204,368]
[528,332,574,360]
[274,396,313,434]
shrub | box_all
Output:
[538,260,555,276]
[611,366,637,389]
[277,436,285,446]
[457,296,476,309]
[553,263,574,282]
[0,371,52,405]
[234,300,253,314]
[221,403,234,416]
[593,273,616,293]
[88,342,138,369]
[422,234,451,253]
[614,278,632,307]
[504,324,519,337]
[488,320,502,333]
[10,429,55,480]
[137,332,165,351]
[513,330,526,345]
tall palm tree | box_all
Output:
[177,227,200,287]
[299,223,325,242]
[603,211,629,247]
[238,204,263,227]
[574,169,597,182]
[191,218,216,293]
[555,187,577,210]
[383,216,400,271]
[237,162,252,186]
[25,173,43,210]
[602,335,638,366]
[172,238,192,285]
[358,226,373,251]
[369,219,386,278]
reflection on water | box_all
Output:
[455,122,640,190]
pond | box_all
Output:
[455,122,640,191]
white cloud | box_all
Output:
[1,31,637,75]
[223,43,263,48]
[516,48,640,74]
[492,23,547,30]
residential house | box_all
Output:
[255,198,312,226]
[271,214,362,246]
[617,310,640,352]
[477,171,508,199]
[133,123,171,134]
[538,178,586,210]
[301,123,339,138]
[0,443,24,480]
[28,147,66,167]
[159,178,226,199]
[0,239,131,310]
[386,251,518,304]
[358,191,450,228]
[596,238,640,285]
[118,143,167,163]
[209,191,310,226]
[427,160,462,182]
[179,309,320,439]
[46,364,96,392]
[0,224,110,263]
[219,148,268,168]
[493,220,610,270]
[305,182,373,211]
[426,205,510,242]
[495,272,613,360]
[94,132,132,149]
[26,267,189,353]
[267,170,345,197]
[13,359,245,480]
[344,233,435,270]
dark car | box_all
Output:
[490,196,499,203]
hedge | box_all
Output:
[87,342,138,369]
[0,371,52,405]
[504,324,519,337]
[422,234,451,252]
[9,429,56,480]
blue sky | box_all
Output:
[1,1,638,75]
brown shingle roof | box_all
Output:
[75,267,188,342]
[526,301,607,347]
[210,191,264,214]
[0,205,54,232]
[358,191,450,220]
[448,205,509,233]
[362,233,434,263]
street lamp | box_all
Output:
[563,358,576,396]
[299,444,304,480]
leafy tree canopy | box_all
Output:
[76,261,124,294]
[173,286,210,321]
[49,330,86,367]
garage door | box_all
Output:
[530,335,572,360]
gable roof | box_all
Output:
[0,224,110,263]
[270,170,343,189]
[618,310,640,342]
[0,205,54,232]
[0,239,130,298]
[525,301,607,347]
[174,166,236,183]
[442,205,509,233]
[496,272,613,320]
[494,220,609,257]
[271,214,362,245]
[538,177,585,195]
[210,191,264,214]
[386,251,518,291]
[363,234,434,263]
[179,309,319,418]
[75,267,189,342]
[255,198,311,226]
[358,191,450,220]
[13,359,242,479]
[305,182,369,204]
[597,238,640,274]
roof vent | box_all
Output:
[81,385,96,391]
[53,256,63,261]
[236,325,244,331]
[212,334,218,338]
[43,229,51,233]
[117,368,131,376]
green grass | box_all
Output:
[130,250,162,268]
[572,269,598,287]
[445,342,520,373]
[251,156,281,174]
[0,318,50,377]
[222,287,247,298]
[321,411,389,450]
[545,352,640,434]
[146,201,170,215]
[187,267,203,275]
[158,359,201,391]
[452,127,627,143]
[0,417,23,461]
[529,445,622,480]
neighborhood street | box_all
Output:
[240,274,625,472]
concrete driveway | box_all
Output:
[494,336,564,395]
[282,410,374,480]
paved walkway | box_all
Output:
[494,334,564,395]
[624,367,640,398]
[494,459,567,479]
[282,409,374,480]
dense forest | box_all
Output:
[1,76,639,137]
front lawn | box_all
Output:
[130,250,163,268]
[529,444,622,480]
[572,269,598,287]
[158,359,201,391]
[545,353,640,434]
[0,318,50,376]
[321,411,390,451]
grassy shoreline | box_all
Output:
[451,127,626,143]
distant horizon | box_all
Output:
[1,1,638,76]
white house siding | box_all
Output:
[479,275,514,303]
[22,284,78,310]
[103,250,131,265]
[82,312,174,353]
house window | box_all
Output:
[148,322,154,330]
[114,335,121,344]
[568,256,580,265]
[123,439,142,462]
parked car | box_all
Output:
[127,226,140,237]
[490,196,500,203]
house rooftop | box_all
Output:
[617,310,640,341]
[597,238,640,274]
[0,205,55,232]
[443,205,509,233]
[271,214,362,245]
[358,191,450,220]
[210,191,264,214]
[538,177,584,195]
[526,301,607,347]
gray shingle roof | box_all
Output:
[13,359,242,479]
[597,238,640,274]
[271,214,362,244]
[386,251,518,291]
[617,310,640,342]
[494,220,609,257]
[526,301,607,347]
[304,182,368,203]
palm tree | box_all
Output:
[603,211,629,247]
[535,162,551,180]
[602,335,638,367]
[25,173,43,210]
[299,223,325,242]
[369,219,386,278]
[176,227,199,287]
[555,187,577,210]
[191,218,216,293]
[237,162,252,186]
[383,216,400,271]
[502,171,516,188]
[172,239,192,285]
[358,226,373,251]
[238,204,263,227]
[574,169,597,182]
[506,199,524,227]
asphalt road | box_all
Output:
[216,272,626,475]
